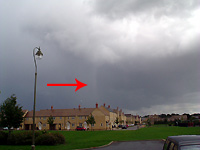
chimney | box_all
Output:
[96,103,98,108]
[79,104,81,110]
[51,106,53,110]
[103,103,106,107]
[108,105,110,108]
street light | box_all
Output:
[32,47,43,150]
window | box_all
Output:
[40,117,41,120]
[85,116,87,119]
[53,117,55,120]
[62,123,64,127]
[60,117,62,120]
[79,116,82,119]
[26,118,29,120]
[72,123,75,127]
[92,124,94,127]
[71,117,75,120]
[43,124,46,127]
[79,123,82,127]
[43,117,46,120]
[68,117,70,119]
[101,123,103,126]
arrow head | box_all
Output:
[75,78,87,92]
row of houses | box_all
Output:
[142,114,188,125]
[21,103,141,131]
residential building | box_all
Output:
[22,103,128,130]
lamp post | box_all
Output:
[32,47,43,150]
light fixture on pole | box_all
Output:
[32,47,43,150]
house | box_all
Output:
[146,114,188,125]
[113,107,127,125]
[99,104,118,129]
[22,103,128,130]
[125,114,141,125]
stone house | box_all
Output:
[22,103,127,130]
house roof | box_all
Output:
[98,106,110,116]
[26,108,96,117]
[113,109,118,114]
[125,114,132,117]
[105,107,114,112]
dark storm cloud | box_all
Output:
[92,0,199,19]
[96,46,200,103]
[0,0,199,115]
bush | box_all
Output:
[52,132,65,144]
[35,133,57,145]
[0,130,65,145]
[5,131,42,145]
[42,129,48,134]
[0,131,8,145]
[36,132,65,145]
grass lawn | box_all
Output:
[0,126,199,150]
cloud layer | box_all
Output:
[0,0,199,115]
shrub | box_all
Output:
[42,129,48,134]
[36,132,65,145]
[6,131,42,145]
[0,130,65,145]
[0,131,8,145]
[52,132,65,144]
[35,133,57,145]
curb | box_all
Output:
[75,141,113,150]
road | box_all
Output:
[126,126,139,130]
[113,125,140,131]
[93,140,164,150]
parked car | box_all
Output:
[118,125,122,128]
[163,135,200,150]
[75,126,86,131]
[121,125,127,129]
[3,127,14,130]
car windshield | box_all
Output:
[180,145,200,150]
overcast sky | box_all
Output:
[0,0,199,116]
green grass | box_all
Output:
[0,126,199,150]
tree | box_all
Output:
[115,117,119,126]
[47,115,54,130]
[86,114,96,131]
[0,95,24,136]
[147,119,151,126]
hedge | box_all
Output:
[0,131,65,145]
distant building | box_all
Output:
[125,114,141,124]
[146,114,188,125]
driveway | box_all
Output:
[93,140,164,150]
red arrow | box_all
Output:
[47,78,87,92]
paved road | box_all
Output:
[93,140,164,150]
[113,126,140,131]
[126,126,138,130]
